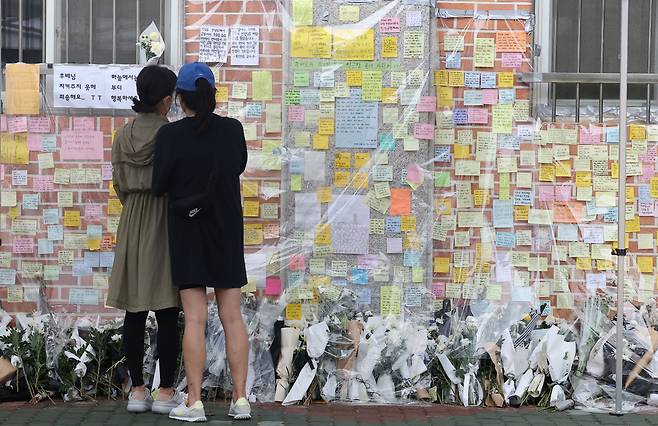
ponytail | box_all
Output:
[176,78,216,134]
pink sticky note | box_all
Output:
[431,282,445,299]
[413,123,434,140]
[27,117,52,133]
[288,106,305,122]
[467,108,489,124]
[7,116,28,133]
[406,163,423,186]
[641,164,654,183]
[640,147,657,163]
[555,185,572,202]
[417,96,437,112]
[85,204,103,219]
[27,134,43,151]
[0,116,7,131]
[501,53,523,69]
[579,126,602,144]
[482,89,498,105]
[289,254,305,271]
[538,186,555,202]
[101,163,113,181]
[13,237,34,254]
[73,117,96,131]
[357,255,382,270]
[654,201,658,218]
[380,17,401,33]
[265,277,282,296]
[60,130,104,161]
[33,175,54,192]
[639,202,655,216]
[386,237,403,254]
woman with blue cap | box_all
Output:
[153,62,251,422]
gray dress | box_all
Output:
[106,113,180,312]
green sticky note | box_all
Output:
[285,90,301,105]
[293,71,310,87]
[291,175,302,192]
[434,171,450,188]
[292,0,313,26]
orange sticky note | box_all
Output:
[390,188,411,215]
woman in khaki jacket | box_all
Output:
[106,65,182,415]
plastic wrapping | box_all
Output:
[2,0,658,411]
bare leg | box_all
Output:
[180,287,208,405]
[214,288,249,402]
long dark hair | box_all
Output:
[176,78,216,133]
[131,65,177,113]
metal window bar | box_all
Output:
[543,0,658,124]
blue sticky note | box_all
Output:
[639,185,651,203]
[480,72,497,89]
[435,146,450,162]
[603,208,618,223]
[100,252,115,268]
[493,200,514,228]
[464,72,480,88]
[403,251,422,267]
[47,225,63,241]
[332,278,348,287]
[72,261,93,277]
[606,127,619,144]
[445,52,461,69]
[379,133,396,151]
[386,216,401,233]
[245,103,262,118]
[351,268,368,285]
[495,232,516,247]
[499,135,520,150]
[288,271,304,287]
[289,157,304,174]
[452,109,468,125]
[356,288,372,304]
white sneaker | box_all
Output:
[228,397,251,420]
[169,400,207,422]
[152,390,186,414]
[127,388,153,413]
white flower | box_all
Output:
[149,31,160,42]
[74,362,87,378]
[111,334,121,342]
[150,42,163,56]
[10,355,22,369]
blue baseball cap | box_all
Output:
[176,62,215,91]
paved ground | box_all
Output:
[0,400,658,425]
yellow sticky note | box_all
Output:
[639,256,654,273]
[576,172,592,188]
[291,27,332,58]
[317,187,332,203]
[437,86,453,108]
[514,205,529,221]
[315,223,331,245]
[355,153,371,168]
[454,144,470,159]
[312,134,329,150]
[242,181,259,198]
[64,210,81,227]
[0,134,29,165]
[334,171,351,187]
[215,86,229,103]
[5,63,40,115]
[244,223,264,245]
[555,160,572,177]
[630,124,647,141]
[401,216,416,232]
[433,257,450,273]
[539,164,555,182]
[339,5,360,22]
[286,303,303,320]
[382,36,398,58]
[448,71,464,87]
[576,257,592,271]
[346,70,363,86]
[318,118,334,135]
[362,71,382,101]
[497,72,514,88]
[108,199,123,216]
[243,200,260,217]
[335,152,351,168]
[382,88,398,104]
[252,71,273,101]
[474,37,495,67]
[435,70,449,86]
[334,29,375,61]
